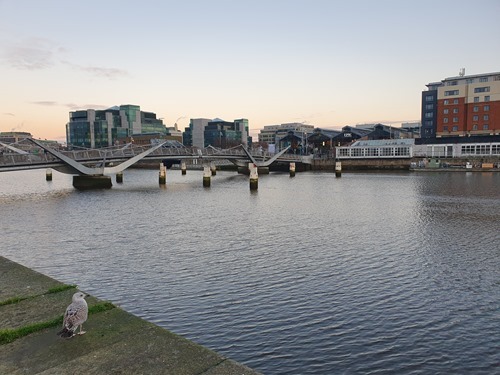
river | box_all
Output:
[1,168,499,374]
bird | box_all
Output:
[57,291,88,338]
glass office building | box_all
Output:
[66,104,167,148]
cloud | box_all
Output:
[65,103,110,110]
[61,60,129,79]
[30,101,111,110]
[1,38,58,70]
[3,112,15,116]
[0,37,127,80]
[31,101,58,106]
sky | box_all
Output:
[1,0,499,142]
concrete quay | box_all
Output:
[0,256,260,375]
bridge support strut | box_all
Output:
[73,175,112,190]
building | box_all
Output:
[66,104,168,148]
[183,118,211,148]
[0,131,33,143]
[422,71,500,139]
[401,122,421,136]
[258,123,315,149]
[183,118,249,148]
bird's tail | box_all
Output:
[57,328,74,338]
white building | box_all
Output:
[258,122,315,144]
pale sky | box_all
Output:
[1,0,499,142]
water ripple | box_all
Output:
[1,170,499,374]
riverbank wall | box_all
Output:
[0,256,260,374]
[311,157,500,171]
[311,158,411,171]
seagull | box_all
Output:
[57,291,88,338]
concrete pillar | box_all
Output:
[116,172,123,183]
[289,162,296,177]
[159,163,166,185]
[46,169,52,181]
[210,162,217,176]
[181,161,187,175]
[257,167,269,175]
[335,161,342,178]
[249,163,258,191]
[73,175,112,190]
[203,166,211,187]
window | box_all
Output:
[466,78,474,84]
[339,148,349,157]
[425,104,434,110]
[425,120,433,126]
[473,115,479,121]
[473,124,478,130]
[443,118,449,123]
[382,148,392,156]
[484,115,489,121]
[425,95,434,101]
[453,99,459,104]
[485,96,490,102]
[452,126,458,131]
[473,106,479,112]
[474,96,479,102]
[453,117,458,123]
[474,87,490,93]
[484,105,490,111]
[479,77,488,82]
[425,112,433,118]
[483,124,489,130]
[443,109,449,114]
[453,108,459,113]
[443,126,448,131]
[445,90,459,96]
[444,99,449,105]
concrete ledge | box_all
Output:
[0,256,260,374]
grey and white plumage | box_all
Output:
[57,291,88,338]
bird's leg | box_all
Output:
[77,325,86,335]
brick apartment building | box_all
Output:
[421,71,500,139]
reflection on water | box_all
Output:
[1,169,499,374]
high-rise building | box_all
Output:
[183,118,211,148]
[183,118,250,148]
[66,104,167,148]
[422,72,500,139]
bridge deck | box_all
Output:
[0,142,308,174]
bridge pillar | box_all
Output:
[249,163,258,191]
[335,161,342,177]
[159,163,166,185]
[257,167,269,175]
[73,175,112,190]
[181,161,187,175]
[203,166,211,187]
[210,162,217,176]
[289,163,296,177]
[116,172,123,183]
[46,169,52,181]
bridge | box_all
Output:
[0,138,310,188]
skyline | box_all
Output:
[1,0,500,142]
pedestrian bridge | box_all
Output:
[0,138,310,176]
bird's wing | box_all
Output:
[63,302,87,330]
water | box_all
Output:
[1,169,499,374]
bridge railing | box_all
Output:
[0,152,59,166]
[1,142,308,171]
